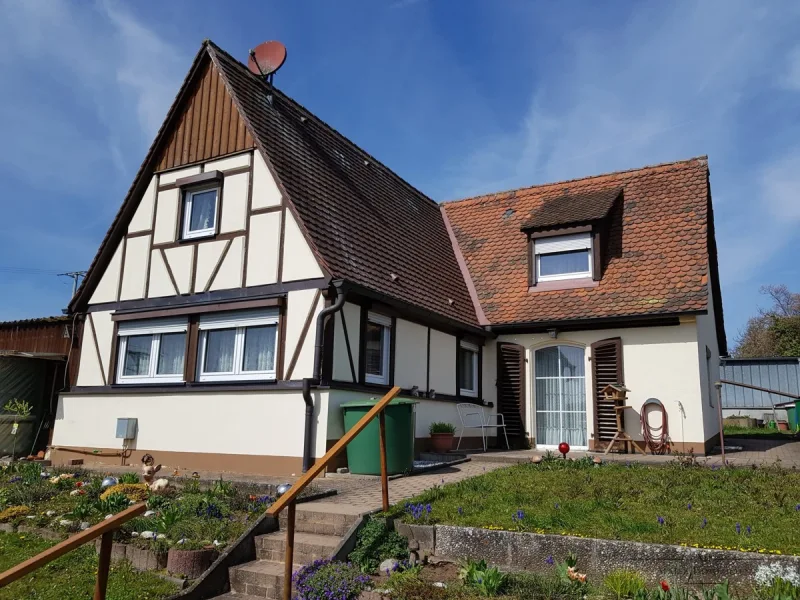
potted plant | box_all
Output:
[429,422,456,453]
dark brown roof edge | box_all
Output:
[705,166,728,355]
[0,315,71,327]
[489,311,703,334]
[68,42,214,314]
[440,205,489,326]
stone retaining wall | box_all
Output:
[398,523,800,590]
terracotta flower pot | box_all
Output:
[430,432,454,453]
[167,547,217,579]
[777,421,789,431]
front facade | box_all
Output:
[51,40,725,475]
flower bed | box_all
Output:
[0,461,278,577]
[392,455,800,556]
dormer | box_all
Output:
[521,187,622,291]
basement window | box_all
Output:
[364,312,392,385]
[534,233,593,282]
[182,186,219,239]
[116,317,187,384]
[197,309,278,382]
[458,341,479,397]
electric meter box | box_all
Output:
[116,418,137,440]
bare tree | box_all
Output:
[733,285,800,358]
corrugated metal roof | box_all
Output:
[721,357,800,409]
[0,316,70,328]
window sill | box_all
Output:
[529,278,598,292]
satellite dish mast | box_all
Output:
[248,40,287,103]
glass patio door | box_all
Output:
[534,346,587,448]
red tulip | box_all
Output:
[660,580,670,592]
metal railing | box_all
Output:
[266,385,401,600]
[0,502,146,599]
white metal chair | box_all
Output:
[456,403,510,452]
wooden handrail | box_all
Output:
[267,385,401,517]
[0,502,146,595]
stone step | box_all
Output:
[278,503,360,536]
[256,530,341,563]
[229,560,299,599]
[208,593,264,600]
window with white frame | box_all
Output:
[182,186,219,239]
[197,309,278,382]
[364,312,391,385]
[458,341,479,397]
[534,232,593,281]
[116,317,187,384]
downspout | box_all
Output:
[301,281,347,472]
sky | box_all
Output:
[0,1,799,349]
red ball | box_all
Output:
[558,442,570,455]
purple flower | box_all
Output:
[9,476,21,483]
[746,525,752,536]
[426,504,432,514]
[545,555,555,565]
[554,503,560,509]
[458,507,463,515]
[657,516,665,526]
[701,517,708,529]
[735,522,741,535]
[687,503,692,510]
[795,504,800,511]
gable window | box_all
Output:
[197,309,278,381]
[182,186,219,239]
[116,318,187,384]
[364,312,392,385]
[458,341,479,397]
[534,232,592,281]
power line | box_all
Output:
[0,266,66,275]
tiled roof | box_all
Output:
[208,43,479,328]
[0,316,70,328]
[520,186,622,230]
[443,158,713,325]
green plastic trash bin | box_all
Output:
[787,402,799,432]
[341,398,416,475]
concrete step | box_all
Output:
[278,503,360,536]
[256,530,341,563]
[229,560,298,599]
[207,593,264,600]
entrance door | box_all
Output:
[534,346,587,448]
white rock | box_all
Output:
[104,514,114,520]
[25,515,36,519]
[156,533,166,540]
[80,522,90,531]
[140,531,155,539]
[380,558,399,573]
[213,539,222,547]
[144,510,155,517]
[131,532,140,538]
[177,538,187,544]
[433,582,447,588]
[45,510,56,517]
[58,519,73,527]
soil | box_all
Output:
[371,560,460,587]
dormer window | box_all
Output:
[534,232,593,281]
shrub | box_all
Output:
[98,492,130,514]
[604,569,647,599]
[0,505,30,522]
[459,558,507,597]
[292,559,371,600]
[69,499,96,521]
[119,472,140,484]
[100,483,149,503]
[430,422,456,434]
[348,517,408,573]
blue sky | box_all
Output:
[1,1,799,348]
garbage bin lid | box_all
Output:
[341,398,418,408]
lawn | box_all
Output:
[395,456,800,555]
[723,424,797,439]
[0,531,177,600]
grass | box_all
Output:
[0,531,177,600]
[395,456,800,555]
[723,425,797,439]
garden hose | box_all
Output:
[640,398,670,454]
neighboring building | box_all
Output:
[720,357,799,422]
[51,40,726,475]
[0,316,80,457]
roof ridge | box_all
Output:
[442,155,709,207]
[206,40,441,211]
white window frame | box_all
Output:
[364,312,392,385]
[459,341,479,398]
[197,309,279,382]
[116,318,188,385]
[182,186,220,240]
[534,232,593,282]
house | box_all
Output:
[0,316,80,457]
[50,40,726,475]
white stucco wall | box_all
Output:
[164,245,194,295]
[158,166,201,186]
[89,242,122,305]
[429,330,457,397]
[205,152,251,173]
[696,270,722,439]
[251,152,282,209]
[246,212,280,286]
[219,172,249,233]
[128,176,156,233]
[498,321,710,450]
[76,311,114,387]
[208,236,244,291]
[153,188,179,244]
[119,235,150,301]
[332,302,361,382]
[54,389,329,461]
[282,210,323,282]
[394,319,429,390]
[285,288,324,380]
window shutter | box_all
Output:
[497,342,526,444]
[590,337,624,445]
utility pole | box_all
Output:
[58,271,87,298]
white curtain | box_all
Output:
[204,329,236,373]
[535,346,587,447]
[123,335,152,376]
[190,190,217,231]
[156,333,186,375]
[243,325,276,372]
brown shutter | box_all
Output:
[590,337,624,446]
[497,342,527,444]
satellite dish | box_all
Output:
[248,41,287,79]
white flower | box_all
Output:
[177,538,187,545]
[140,531,155,539]
[213,539,221,547]
[131,532,140,538]
[755,563,800,587]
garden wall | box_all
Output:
[403,523,800,590]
